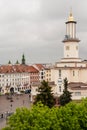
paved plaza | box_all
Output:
[0,94,31,129]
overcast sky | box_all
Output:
[0,0,87,65]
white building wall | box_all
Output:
[0,72,30,94]
[51,66,87,96]
[69,89,87,100]
[56,62,86,68]
[79,69,87,83]
[64,42,79,58]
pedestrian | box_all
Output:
[1,113,3,118]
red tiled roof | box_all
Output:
[27,66,39,73]
[0,64,39,73]
[68,82,87,90]
[68,82,87,86]
[34,64,45,70]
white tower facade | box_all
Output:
[51,11,87,100]
[62,12,80,61]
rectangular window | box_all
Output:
[59,70,61,77]
[73,71,75,76]
[59,86,61,92]
[41,72,43,75]
[75,92,81,96]
[46,74,48,76]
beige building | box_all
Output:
[44,68,51,82]
[51,11,87,100]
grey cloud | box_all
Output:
[0,0,86,64]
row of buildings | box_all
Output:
[0,62,54,97]
[0,11,87,100]
[0,63,45,93]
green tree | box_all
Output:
[57,102,81,130]
[21,54,26,65]
[76,98,87,130]
[59,78,72,106]
[3,99,87,130]
[2,103,60,130]
[34,80,55,108]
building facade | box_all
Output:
[0,64,45,94]
[51,11,87,99]
[33,64,45,82]
[0,64,30,94]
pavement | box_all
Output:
[0,93,32,129]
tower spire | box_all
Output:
[63,10,79,40]
[68,9,74,22]
[21,54,26,65]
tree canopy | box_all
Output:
[34,80,55,108]
[3,99,87,130]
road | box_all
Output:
[0,94,31,129]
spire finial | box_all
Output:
[68,8,74,21]
[70,7,72,16]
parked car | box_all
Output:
[25,89,31,94]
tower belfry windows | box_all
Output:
[62,10,80,60]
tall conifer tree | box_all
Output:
[34,80,55,108]
[59,78,72,106]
